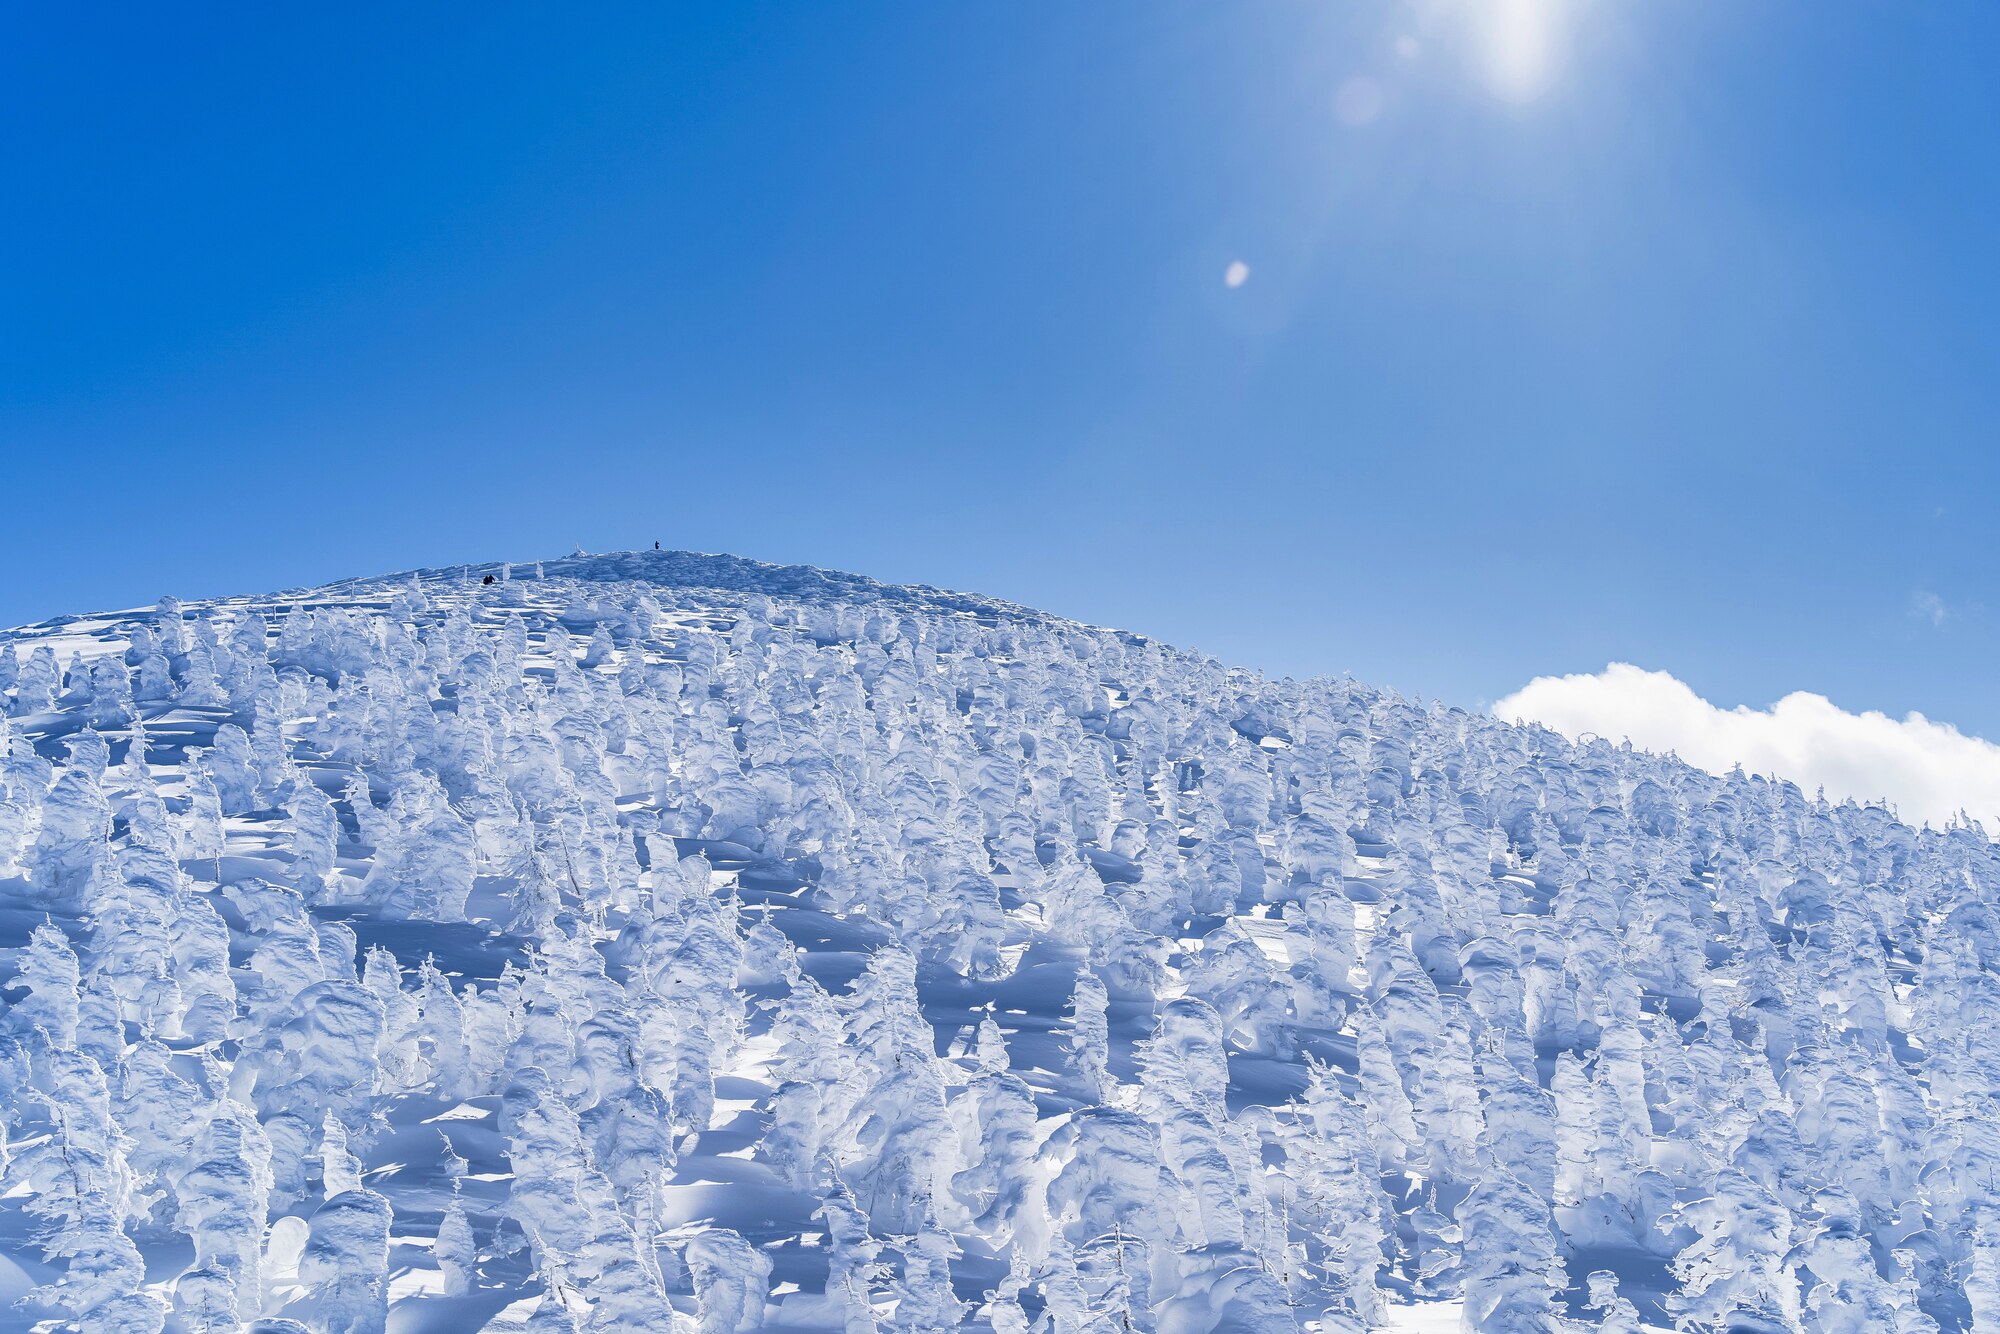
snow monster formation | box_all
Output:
[0,549,1992,1333]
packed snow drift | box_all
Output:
[0,549,1991,1333]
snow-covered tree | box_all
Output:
[0,551,1988,1329]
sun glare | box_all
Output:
[1481,0,1568,103]
[1339,0,1579,129]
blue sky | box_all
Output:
[6,3,1998,735]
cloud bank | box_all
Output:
[1494,663,2000,830]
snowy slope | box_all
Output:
[0,549,1989,1333]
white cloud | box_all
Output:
[1909,590,1950,627]
[1494,662,2000,829]
[1224,260,1250,289]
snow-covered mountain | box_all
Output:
[0,550,1990,1333]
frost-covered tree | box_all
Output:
[834,946,950,1235]
[1457,1169,1566,1332]
[300,1187,393,1334]
[947,1067,1040,1242]
[173,1098,274,1322]
[14,1043,147,1323]
[437,1173,478,1296]
[686,1226,772,1334]
[1066,969,1113,1104]
[0,551,1991,1329]
[1668,1167,1802,1333]
[1284,1059,1390,1325]
[30,767,113,906]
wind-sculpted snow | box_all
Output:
[0,553,1993,1332]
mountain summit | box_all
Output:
[0,551,1985,1332]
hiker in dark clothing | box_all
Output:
[483,575,496,585]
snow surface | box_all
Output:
[0,548,1987,1332]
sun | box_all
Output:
[1480,0,1573,103]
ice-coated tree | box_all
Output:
[1043,1108,1174,1263]
[1351,1001,1422,1170]
[361,774,477,920]
[115,1039,201,1221]
[948,1067,1041,1242]
[300,1187,393,1334]
[287,775,343,891]
[887,1219,966,1333]
[972,1009,1011,1074]
[1582,1270,1647,1334]
[12,920,83,1045]
[979,1247,1034,1334]
[1457,1168,1566,1332]
[179,760,227,866]
[818,1173,888,1334]
[1135,998,1270,1256]
[172,1097,274,1322]
[1066,969,1113,1104]
[1036,1229,1114,1334]
[415,955,474,1099]
[30,766,113,906]
[242,977,386,1139]
[1963,1207,2000,1334]
[686,1225,773,1334]
[13,643,60,714]
[1284,1058,1389,1326]
[1667,1166,1802,1333]
[1,552,1996,1328]
[503,1052,678,1326]
[15,1043,147,1323]
[1473,1030,1559,1198]
[204,724,260,815]
[174,1262,239,1334]
[87,657,136,730]
[320,1109,368,1196]
[836,945,950,1235]
[437,1173,478,1297]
